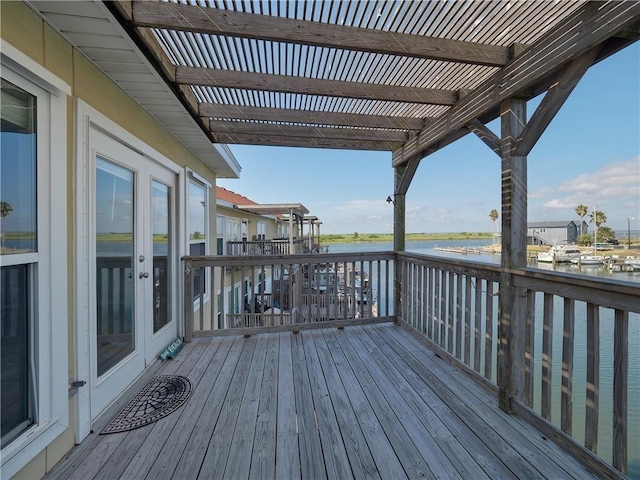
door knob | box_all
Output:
[139,272,150,279]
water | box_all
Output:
[328,239,640,477]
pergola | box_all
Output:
[33,0,640,415]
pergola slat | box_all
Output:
[131,1,511,67]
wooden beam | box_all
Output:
[213,133,400,151]
[200,104,425,131]
[395,156,421,196]
[208,120,408,142]
[176,66,457,106]
[513,46,602,157]
[466,119,501,156]
[131,1,510,67]
[393,1,640,167]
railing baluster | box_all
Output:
[585,302,599,453]
[524,289,535,407]
[613,309,628,474]
[561,298,575,435]
[447,271,455,354]
[456,273,463,359]
[541,292,553,421]
[474,276,482,373]
[464,274,472,365]
[484,280,494,381]
[183,260,193,342]
[439,269,445,347]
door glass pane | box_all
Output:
[152,181,170,333]
[0,264,33,447]
[1,79,37,254]
[96,158,135,377]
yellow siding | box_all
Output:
[2,2,222,478]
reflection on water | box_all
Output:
[329,239,639,478]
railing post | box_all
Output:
[393,166,406,322]
[184,260,194,343]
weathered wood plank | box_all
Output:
[213,132,400,151]
[249,334,279,480]
[484,280,494,381]
[302,332,354,479]
[541,293,554,421]
[311,330,380,479]
[176,66,458,106]
[561,298,575,435]
[585,302,599,453]
[524,289,536,407]
[384,324,598,479]
[197,336,257,478]
[275,332,300,480]
[320,329,408,479]
[224,334,269,479]
[613,310,628,473]
[291,332,327,479]
[200,103,425,130]
[132,1,510,66]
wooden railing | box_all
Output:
[183,250,639,478]
[395,251,639,478]
[184,252,395,336]
[225,237,314,255]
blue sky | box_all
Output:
[218,43,639,235]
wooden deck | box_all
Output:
[46,323,599,480]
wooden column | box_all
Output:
[393,165,406,322]
[498,97,528,412]
[288,209,294,254]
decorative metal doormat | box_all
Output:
[101,375,192,434]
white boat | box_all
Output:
[537,245,582,263]
[624,258,640,271]
[570,255,605,266]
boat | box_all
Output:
[537,244,582,263]
[570,255,605,266]
[624,257,640,271]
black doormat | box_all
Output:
[101,375,192,434]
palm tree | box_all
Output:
[589,210,607,227]
[575,204,588,235]
[0,201,12,218]
[489,209,499,244]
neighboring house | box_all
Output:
[0,3,241,478]
[527,220,586,246]
[213,186,320,329]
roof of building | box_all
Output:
[528,221,578,228]
[216,186,258,207]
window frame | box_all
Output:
[186,172,210,307]
[0,50,69,478]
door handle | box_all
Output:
[139,272,150,279]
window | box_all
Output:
[216,215,224,255]
[257,221,266,240]
[189,181,207,301]
[0,61,68,477]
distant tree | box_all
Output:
[0,201,12,218]
[577,233,593,246]
[575,204,588,235]
[489,209,499,230]
[589,210,607,228]
[353,232,359,239]
[598,226,615,243]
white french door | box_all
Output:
[88,128,178,419]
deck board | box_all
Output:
[46,323,600,480]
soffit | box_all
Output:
[27,0,241,178]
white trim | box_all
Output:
[0,59,69,480]
[0,40,71,96]
[187,168,212,188]
[74,100,184,442]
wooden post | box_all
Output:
[498,97,528,412]
[184,260,194,342]
[393,165,406,323]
